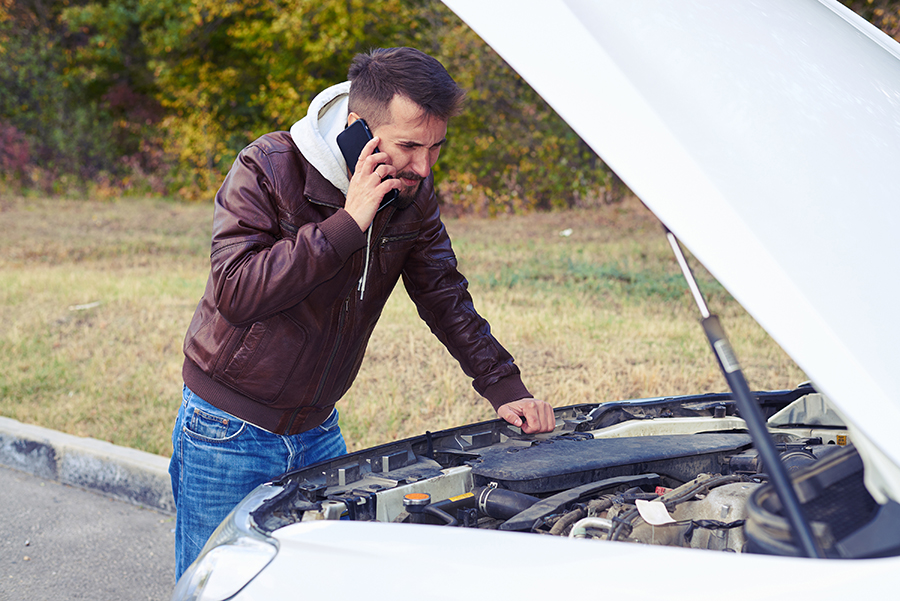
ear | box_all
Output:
[347,112,361,127]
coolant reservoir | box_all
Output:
[629,482,761,552]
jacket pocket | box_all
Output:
[220,314,308,404]
[378,229,419,274]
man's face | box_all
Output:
[370,95,448,202]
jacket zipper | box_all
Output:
[282,205,397,433]
[380,231,418,245]
[284,295,350,433]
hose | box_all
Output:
[549,507,586,536]
[476,487,541,521]
[608,475,751,541]
[424,505,458,527]
[569,517,615,539]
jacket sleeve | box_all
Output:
[209,140,366,327]
[401,193,532,411]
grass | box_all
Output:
[0,195,806,456]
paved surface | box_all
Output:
[0,417,178,600]
[0,464,175,601]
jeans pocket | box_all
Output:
[184,406,247,443]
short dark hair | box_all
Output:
[347,47,466,129]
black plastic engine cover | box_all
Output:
[470,433,753,494]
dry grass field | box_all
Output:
[0,195,806,456]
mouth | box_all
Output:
[396,172,425,204]
[398,172,424,188]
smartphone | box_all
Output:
[336,119,399,206]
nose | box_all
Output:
[410,148,432,178]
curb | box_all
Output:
[0,416,174,514]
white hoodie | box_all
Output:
[290,81,383,299]
[289,81,353,195]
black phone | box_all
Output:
[336,119,399,206]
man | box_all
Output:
[169,47,555,578]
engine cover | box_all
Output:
[470,433,753,494]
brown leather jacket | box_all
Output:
[182,131,530,435]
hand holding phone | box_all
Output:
[337,119,399,208]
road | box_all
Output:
[0,464,175,601]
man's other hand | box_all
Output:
[496,398,555,434]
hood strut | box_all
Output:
[665,228,824,559]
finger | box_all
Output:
[377,163,397,179]
[375,178,402,198]
[374,162,398,179]
[358,137,380,163]
[500,401,539,432]
[520,411,543,433]
[360,139,395,172]
[519,400,555,434]
[498,405,524,428]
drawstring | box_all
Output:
[358,225,372,300]
[357,195,396,301]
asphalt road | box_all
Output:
[0,464,175,601]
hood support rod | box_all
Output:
[665,229,824,559]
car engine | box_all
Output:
[250,385,900,559]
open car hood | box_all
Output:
[172,8,900,596]
[442,0,900,466]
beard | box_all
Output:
[396,171,424,208]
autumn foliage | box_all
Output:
[1,0,896,212]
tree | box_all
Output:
[841,0,900,42]
[123,0,426,197]
[15,1,897,209]
[418,3,611,213]
[1,0,163,193]
[22,0,613,206]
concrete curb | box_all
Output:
[0,416,174,514]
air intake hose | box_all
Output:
[476,487,541,521]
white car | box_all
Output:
[172,1,900,599]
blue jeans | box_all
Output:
[169,385,347,580]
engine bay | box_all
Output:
[250,385,900,558]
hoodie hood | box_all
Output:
[290,81,352,195]
[291,80,385,301]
